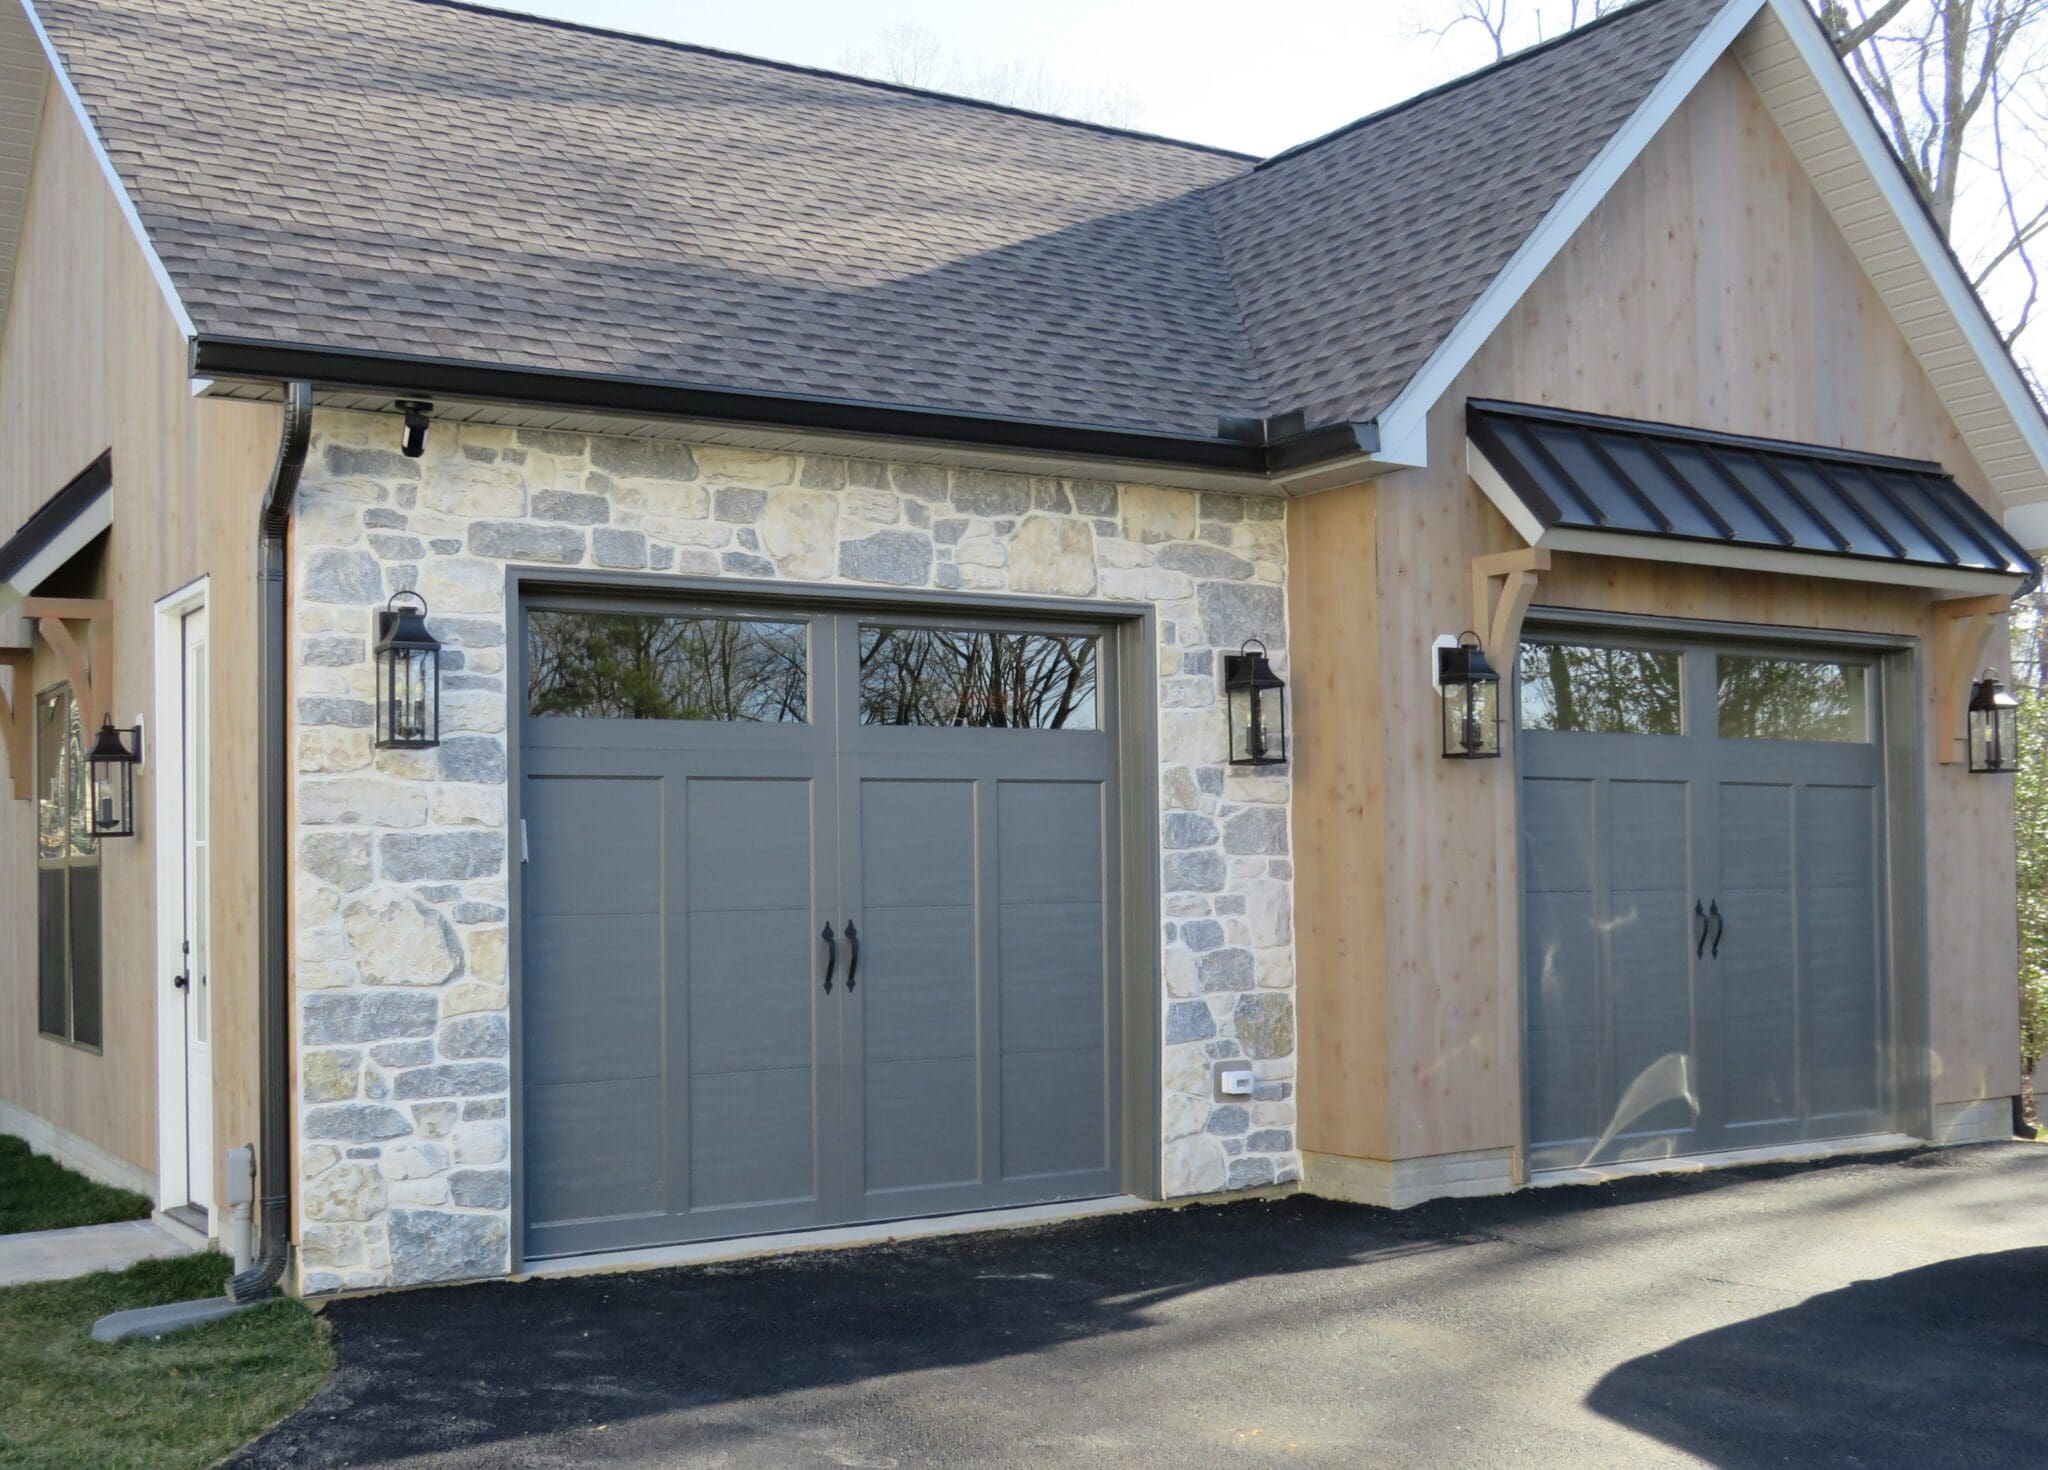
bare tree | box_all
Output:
[1430,0,1627,58]
[840,24,1144,129]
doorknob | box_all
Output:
[172,970,190,991]
[820,923,837,994]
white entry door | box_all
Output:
[175,604,212,1214]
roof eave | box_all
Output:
[192,336,1402,486]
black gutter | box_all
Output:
[228,379,313,1304]
[191,337,1381,480]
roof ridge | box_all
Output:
[1248,0,1707,173]
[407,0,1260,164]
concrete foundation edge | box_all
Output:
[0,1098,157,1200]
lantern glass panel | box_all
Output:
[378,643,439,748]
[1969,696,2017,772]
[1226,662,1286,765]
[1442,680,1499,758]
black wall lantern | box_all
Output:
[87,715,142,837]
[1967,669,2019,773]
[1224,639,1287,767]
[1438,631,1502,760]
[374,590,442,749]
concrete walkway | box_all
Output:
[0,1218,194,1287]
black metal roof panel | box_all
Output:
[1466,400,2039,588]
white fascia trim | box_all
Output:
[1367,0,1769,470]
[3,477,109,601]
[1755,0,2048,503]
[1469,436,2022,596]
[2002,500,2048,554]
[16,0,195,342]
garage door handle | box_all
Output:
[821,923,837,994]
[1709,901,1724,958]
[1695,900,1708,957]
[845,922,859,992]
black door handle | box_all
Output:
[1694,900,1707,957]
[172,971,190,991]
[845,921,859,992]
[1709,900,1724,958]
[820,922,837,994]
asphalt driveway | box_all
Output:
[236,1142,2048,1468]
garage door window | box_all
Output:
[1716,655,1870,742]
[858,625,1097,729]
[1517,642,1682,735]
[526,609,808,722]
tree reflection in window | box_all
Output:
[860,625,1097,729]
[526,610,807,722]
[1717,656,1868,741]
[1518,643,1682,735]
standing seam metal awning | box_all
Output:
[1466,400,2039,596]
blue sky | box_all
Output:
[492,0,1502,157]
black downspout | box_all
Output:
[229,381,313,1303]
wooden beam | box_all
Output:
[1471,548,1551,664]
[1933,594,2011,765]
[20,597,111,731]
[0,649,30,802]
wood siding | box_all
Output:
[1290,58,2025,1169]
[0,88,277,1199]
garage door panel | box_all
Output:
[1720,784,1793,889]
[524,915,663,1085]
[689,1066,817,1210]
[1525,890,1598,1033]
[524,774,662,915]
[1521,778,1594,892]
[1719,891,1797,1128]
[864,1054,980,1194]
[1001,1045,1108,1180]
[1520,635,1891,1172]
[526,1076,665,1227]
[998,902,1107,1058]
[685,777,817,912]
[996,782,1104,906]
[860,780,975,909]
[857,904,977,1064]
[1606,889,1693,1025]
[687,909,817,1077]
[1798,786,1878,892]
[1527,1025,1600,1151]
[1608,781,1689,892]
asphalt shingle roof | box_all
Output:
[32,0,1732,441]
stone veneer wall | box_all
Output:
[289,410,1298,1293]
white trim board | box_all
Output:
[1467,438,2025,596]
[151,577,207,1216]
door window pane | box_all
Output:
[1518,643,1682,734]
[860,626,1097,729]
[526,609,808,721]
[1716,656,1870,742]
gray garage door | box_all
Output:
[517,595,1121,1259]
[1519,633,1892,1172]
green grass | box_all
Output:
[0,1251,332,1470]
[0,1136,151,1235]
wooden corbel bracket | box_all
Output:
[1932,593,2012,765]
[19,597,112,734]
[0,648,31,801]
[1471,547,1551,665]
